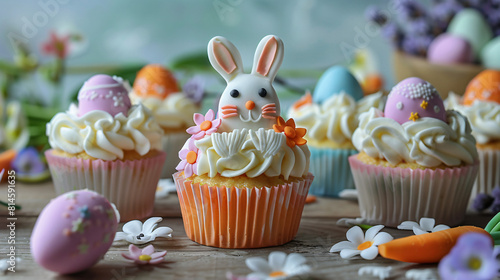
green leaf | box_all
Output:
[171,52,211,71]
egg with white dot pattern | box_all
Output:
[384,77,446,124]
[464,69,500,106]
[31,189,118,274]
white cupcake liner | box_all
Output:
[473,148,500,197]
[45,150,166,221]
[173,172,314,248]
[161,131,191,178]
[349,155,479,227]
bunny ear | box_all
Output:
[207,36,243,83]
[251,35,284,81]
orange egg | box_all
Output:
[464,69,500,106]
[133,64,179,99]
[362,74,384,95]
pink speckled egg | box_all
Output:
[384,77,446,124]
[31,190,118,274]
[78,74,131,116]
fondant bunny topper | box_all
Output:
[208,35,284,132]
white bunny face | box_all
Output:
[208,35,284,132]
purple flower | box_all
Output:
[407,17,431,35]
[183,75,206,106]
[382,23,404,48]
[492,186,500,199]
[11,147,48,178]
[393,0,427,20]
[402,35,432,56]
[438,233,498,280]
[365,5,388,25]
[473,193,494,212]
[491,198,500,213]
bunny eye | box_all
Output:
[258,88,267,98]
[230,89,239,98]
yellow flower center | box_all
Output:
[269,271,287,277]
[139,254,152,262]
[200,120,212,131]
[186,151,198,164]
[357,241,373,251]
[468,256,482,270]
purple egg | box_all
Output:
[78,74,131,116]
[30,190,118,274]
[427,33,474,64]
[384,77,447,124]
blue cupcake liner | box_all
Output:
[307,147,357,197]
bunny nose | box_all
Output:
[245,100,255,110]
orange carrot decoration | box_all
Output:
[378,226,492,263]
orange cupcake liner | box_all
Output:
[173,172,314,248]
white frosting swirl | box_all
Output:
[353,107,478,167]
[288,92,385,145]
[194,128,310,180]
[130,91,197,129]
[445,93,500,144]
[47,104,163,160]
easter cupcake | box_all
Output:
[446,69,500,199]
[288,66,385,197]
[173,35,313,248]
[350,77,479,227]
[129,64,199,177]
[45,74,166,221]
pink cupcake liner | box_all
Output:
[173,172,314,248]
[45,149,166,221]
[349,155,479,227]
[473,148,500,197]
[161,132,190,178]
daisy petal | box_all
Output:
[179,149,189,158]
[247,272,268,279]
[360,246,379,260]
[245,257,272,274]
[330,241,357,252]
[128,244,142,258]
[122,253,135,261]
[193,113,205,125]
[419,218,435,232]
[150,251,167,259]
[205,109,214,121]
[432,224,450,232]
[151,226,173,238]
[340,249,360,259]
[413,227,429,235]
[149,258,165,265]
[372,232,393,246]
[175,160,187,171]
[269,251,287,271]
[142,245,155,256]
[346,226,364,244]
[184,164,193,178]
[212,118,221,127]
[397,221,419,231]
[186,126,201,134]
[365,225,384,241]
[283,253,307,271]
[122,220,142,235]
[114,232,128,241]
[142,217,162,234]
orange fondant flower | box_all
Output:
[292,90,313,110]
[273,116,307,148]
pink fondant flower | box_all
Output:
[176,139,199,178]
[186,109,221,140]
[122,244,166,265]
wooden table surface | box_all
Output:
[0,181,493,280]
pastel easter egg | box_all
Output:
[385,77,446,124]
[464,69,500,106]
[447,8,493,58]
[480,36,500,70]
[312,65,363,104]
[31,190,118,274]
[78,74,132,117]
[427,33,474,64]
[133,64,179,99]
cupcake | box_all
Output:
[45,74,166,221]
[129,64,199,178]
[288,66,385,197]
[173,35,313,248]
[446,70,500,199]
[349,77,479,227]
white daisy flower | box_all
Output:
[155,178,177,199]
[245,251,311,280]
[330,225,393,260]
[114,217,173,244]
[358,266,394,280]
[397,218,450,235]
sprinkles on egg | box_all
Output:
[392,81,437,101]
